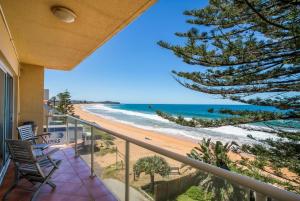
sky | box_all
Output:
[45,0,236,104]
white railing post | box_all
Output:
[74,119,78,157]
[46,115,49,133]
[125,141,130,201]
[248,189,253,201]
[115,146,118,170]
[90,126,95,177]
[66,117,69,145]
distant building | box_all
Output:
[44,89,49,100]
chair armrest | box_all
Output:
[45,148,60,156]
[36,148,60,168]
[36,148,60,160]
[25,136,39,141]
[37,132,51,137]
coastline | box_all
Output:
[74,104,198,155]
[74,104,242,161]
[80,103,278,144]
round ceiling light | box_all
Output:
[51,6,76,23]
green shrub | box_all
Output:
[176,186,212,201]
[250,157,268,170]
[176,194,195,201]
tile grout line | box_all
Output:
[62,148,96,201]
[61,147,118,201]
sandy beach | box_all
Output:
[74,104,199,154]
[74,104,242,162]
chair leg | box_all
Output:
[46,180,56,189]
[30,182,43,201]
[30,177,51,201]
[30,165,59,201]
[30,181,54,201]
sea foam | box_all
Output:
[84,104,169,122]
[82,104,278,144]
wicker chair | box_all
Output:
[17,124,51,150]
[3,140,61,201]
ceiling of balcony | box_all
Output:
[0,0,155,70]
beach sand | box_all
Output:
[75,104,199,154]
[74,104,241,162]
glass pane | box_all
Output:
[91,128,125,201]
[75,121,91,165]
[130,143,250,201]
[0,69,5,169]
[69,122,126,200]
[4,74,13,162]
[129,144,192,201]
[46,115,68,144]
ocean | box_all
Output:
[83,104,281,144]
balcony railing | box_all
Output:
[45,114,300,201]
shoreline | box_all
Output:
[74,104,242,161]
[80,103,278,145]
[81,105,199,144]
[74,104,198,155]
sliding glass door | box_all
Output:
[0,65,13,182]
[4,75,13,162]
[0,68,5,171]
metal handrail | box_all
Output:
[49,114,300,201]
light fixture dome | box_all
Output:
[51,6,76,23]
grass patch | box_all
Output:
[95,147,117,156]
[102,161,124,179]
[176,186,212,201]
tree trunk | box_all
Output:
[150,174,155,193]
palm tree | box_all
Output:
[187,138,238,170]
[187,139,248,201]
[133,155,171,192]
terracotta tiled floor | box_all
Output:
[0,147,118,201]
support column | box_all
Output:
[19,63,44,134]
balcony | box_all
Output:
[1,114,299,201]
[0,146,117,201]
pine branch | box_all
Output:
[156,110,295,128]
[229,96,300,110]
[244,0,291,30]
